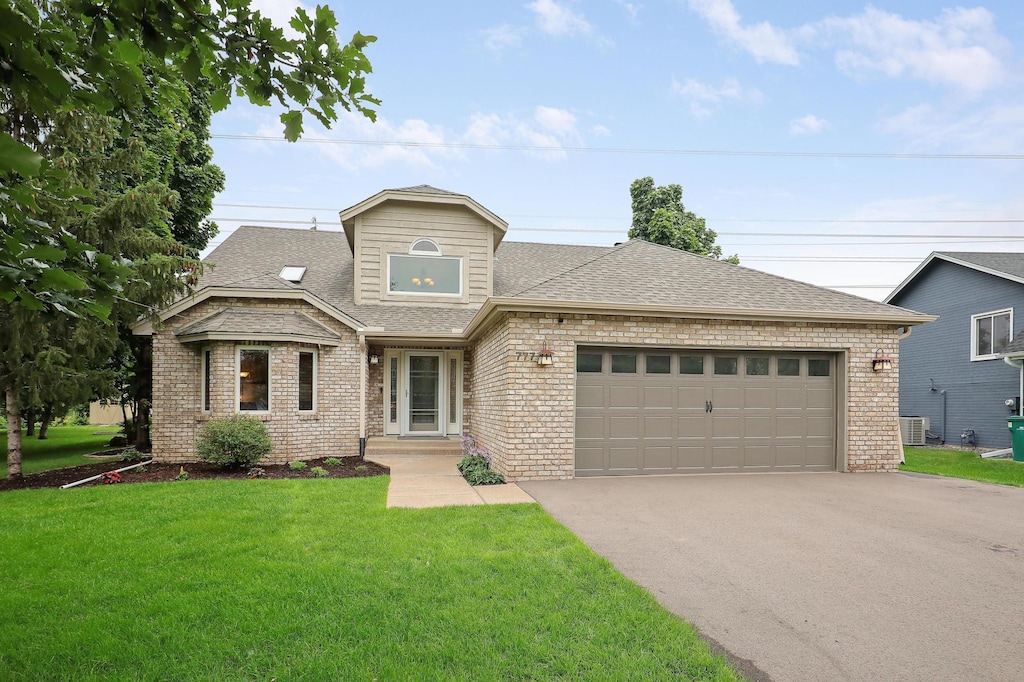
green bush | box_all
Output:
[195,415,273,468]
[466,468,505,486]
[457,455,488,476]
[309,466,329,478]
[324,457,343,466]
[288,461,307,471]
[0,414,7,430]
[119,447,144,463]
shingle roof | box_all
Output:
[174,308,341,342]
[936,252,1024,281]
[1004,331,1024,357]
[187,225,927,334]
[391,185,464,196]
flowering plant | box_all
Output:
[102,471,121,485]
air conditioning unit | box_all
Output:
[899,417,929,446]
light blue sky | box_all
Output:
[207,1,1024,300]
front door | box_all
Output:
[405,352,443,435]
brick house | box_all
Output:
[135,186,933,480]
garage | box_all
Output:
[574,347,838,476]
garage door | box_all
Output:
[575,347,837,476]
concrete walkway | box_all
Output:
[367,454,535,508]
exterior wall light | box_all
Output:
[368,353,380,366]
[537,349,554,366]
[872,349,893,372]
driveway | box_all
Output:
[521,472,1024,682]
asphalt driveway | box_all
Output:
[521,472,1024,681]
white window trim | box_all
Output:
[201,347,212,413]
[971,308,1013,361]
[386,253,463,297]
[410,238,442,255]
[298,350,317,413]
[236,346,271,414]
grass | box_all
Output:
[0,478,739,681]
[901,446,1024,487]
[0,425,119,478]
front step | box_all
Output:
[364,436,462,458]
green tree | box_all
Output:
[628,177,739,264]
[1,0,378,478]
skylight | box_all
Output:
[279,266,306,283]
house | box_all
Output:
[135,185,932,480]
[885,252,1024,448]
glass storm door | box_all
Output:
[406,353,442,434]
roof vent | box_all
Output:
[279,266,306,283]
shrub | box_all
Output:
[309,466,329,478]
[0,414,8,430]
[71,404,90,426]
[195,415,273,468]
[288,461,307,471]
[174,467,189,481]
[119,447,144,463]
[247,467,266,479]
[457,455,488,476]
[466,468,505,486]
[324,457,343,466]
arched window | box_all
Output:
[410,238,442,255]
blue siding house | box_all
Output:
[886,252,1024,448]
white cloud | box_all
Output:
[464,106,583,160]
[879,103,1024,154]
[481,24,526,53]
[685,2,1008,93]
[534,106,578,135]
[670,77,762,119]
[526,0,593,37]
[591,124,611,136]
[815,7,1006,93]
[686,0,799,65]
[614,0,639,21]
[789,114,830,136]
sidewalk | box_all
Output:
[367,454,536,509]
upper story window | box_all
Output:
[388,238,461,296]
[972,308,1012,360]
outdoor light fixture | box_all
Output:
[872,349,893,372]
[368,353,380,366]
[239,371,251,378]
[537,349,554,366]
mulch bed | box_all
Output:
[0,457,389,492]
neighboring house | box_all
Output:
[89,399,133,426]
[135,185,931,480]
[885,252,1024,448]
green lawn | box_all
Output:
[901,447,1024,487]
[0,478,738,681]
[1,425,119,477]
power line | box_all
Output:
[210,134,1024,160]
[212,202,1024,224]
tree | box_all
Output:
[628,177,739,264]
[1,0,378,478]
[1,0,378,317]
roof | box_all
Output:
[174,308,343,345]
[337,185,508,252]
[1004,331,1024,358]
[155,225,930,337]
[885,252,1024,303]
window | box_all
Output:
[202,348,212,412]
[410,238,441,254]
[646,355,671,374]
[972,309,1012,360]
[714,357,738,375]
[389,356,398,424]
[388,254,461,295]
[577,352,603,373]
[449,357,458,425]
[678,355,704,375]
[777,358,800,377]
[745,357,769,376]
[808,358,831,377]
[611,354,637,373]
[237,348,270,412]
[298,351,315,412]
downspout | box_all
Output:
[358,333,367,456]
[929,378,947,444]
[1004,356,1023,417]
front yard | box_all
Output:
[0,477,738,680]
[1,425,119,478]
[901,447,1024,487]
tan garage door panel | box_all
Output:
[575,348,837,476]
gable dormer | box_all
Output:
[339,186,508,306]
